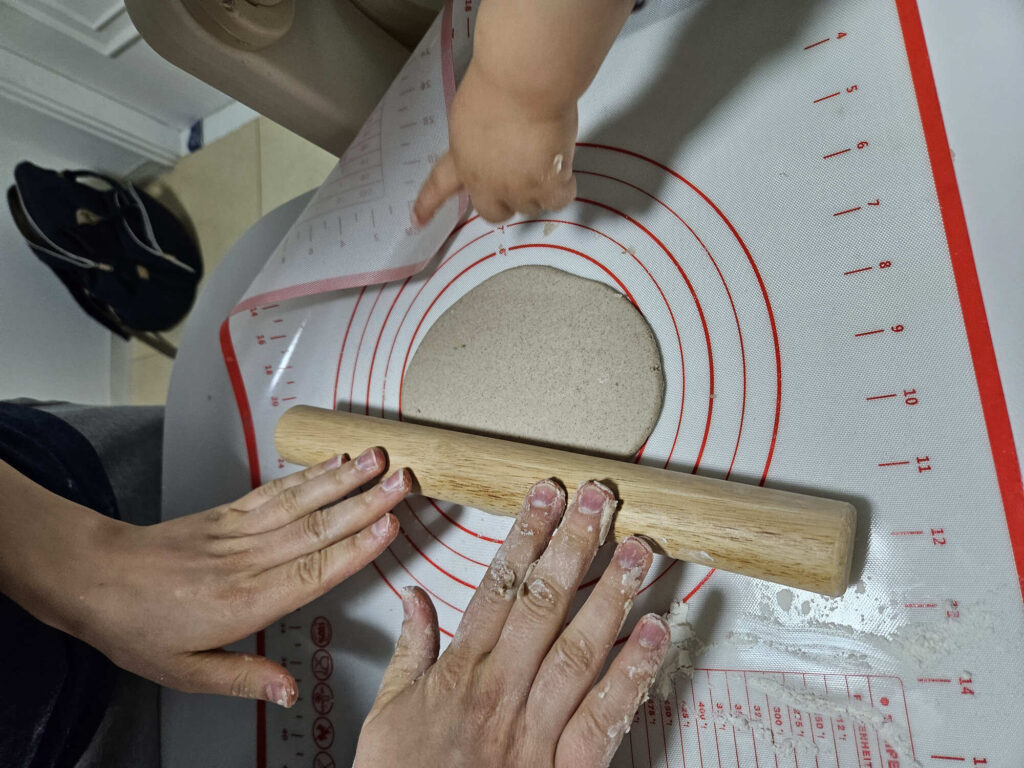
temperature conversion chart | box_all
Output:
[219,1,1024,766]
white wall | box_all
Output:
[0,95,148,403]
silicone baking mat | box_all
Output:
[220,2,1024,765]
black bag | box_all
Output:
[6,161,202,336]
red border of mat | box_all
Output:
[218,317,266,766]
[219,318,261,490]
[218,2,1024,764]
[896,0,1024,598]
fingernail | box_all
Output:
[552,153,564,174]
[528,479,559,508]
[632,533,659,552]
[638,615,669,649]
[381,469,406,493]
[266,680,294,708]
[615,537,652,570]
[355,447,379,472]
[410,210,423,230]
[372,514,393,537]
[322,454,342,470]
[578,483,611,515]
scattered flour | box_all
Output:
[649,589,986,702]
[619,599,633,632]
[713,707,821,761]
[651,601,704,700]
[748,677,923,768]
[543,221,559,236]
[489,557,516,600]
[876,609,995,666]
[642,580,993,762]
[776,588,794,612]
[621,565,645,591]
[718,595,994,672]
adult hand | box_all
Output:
[0,448,409,708]
[412,62,578,225]
[353,479,670,768]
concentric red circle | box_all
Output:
[332,143,781,639]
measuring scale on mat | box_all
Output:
[219,1,1024,766]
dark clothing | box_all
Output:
[0,402,164,768]
[0,403,121,768]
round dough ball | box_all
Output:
[402,265,664,459]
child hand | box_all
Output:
[413,62,578,225]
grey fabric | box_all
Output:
[34,403,163,528]
[7,400,163,768]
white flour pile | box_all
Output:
[646,581,994,766]
[725,588,995,671]
[651,600,704,699]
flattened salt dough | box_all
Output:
[402,266,664,459]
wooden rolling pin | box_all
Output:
[275,406,856,596]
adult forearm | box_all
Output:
[0,460,109,634]
[472,0,635,116]
[3,450,413,706]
